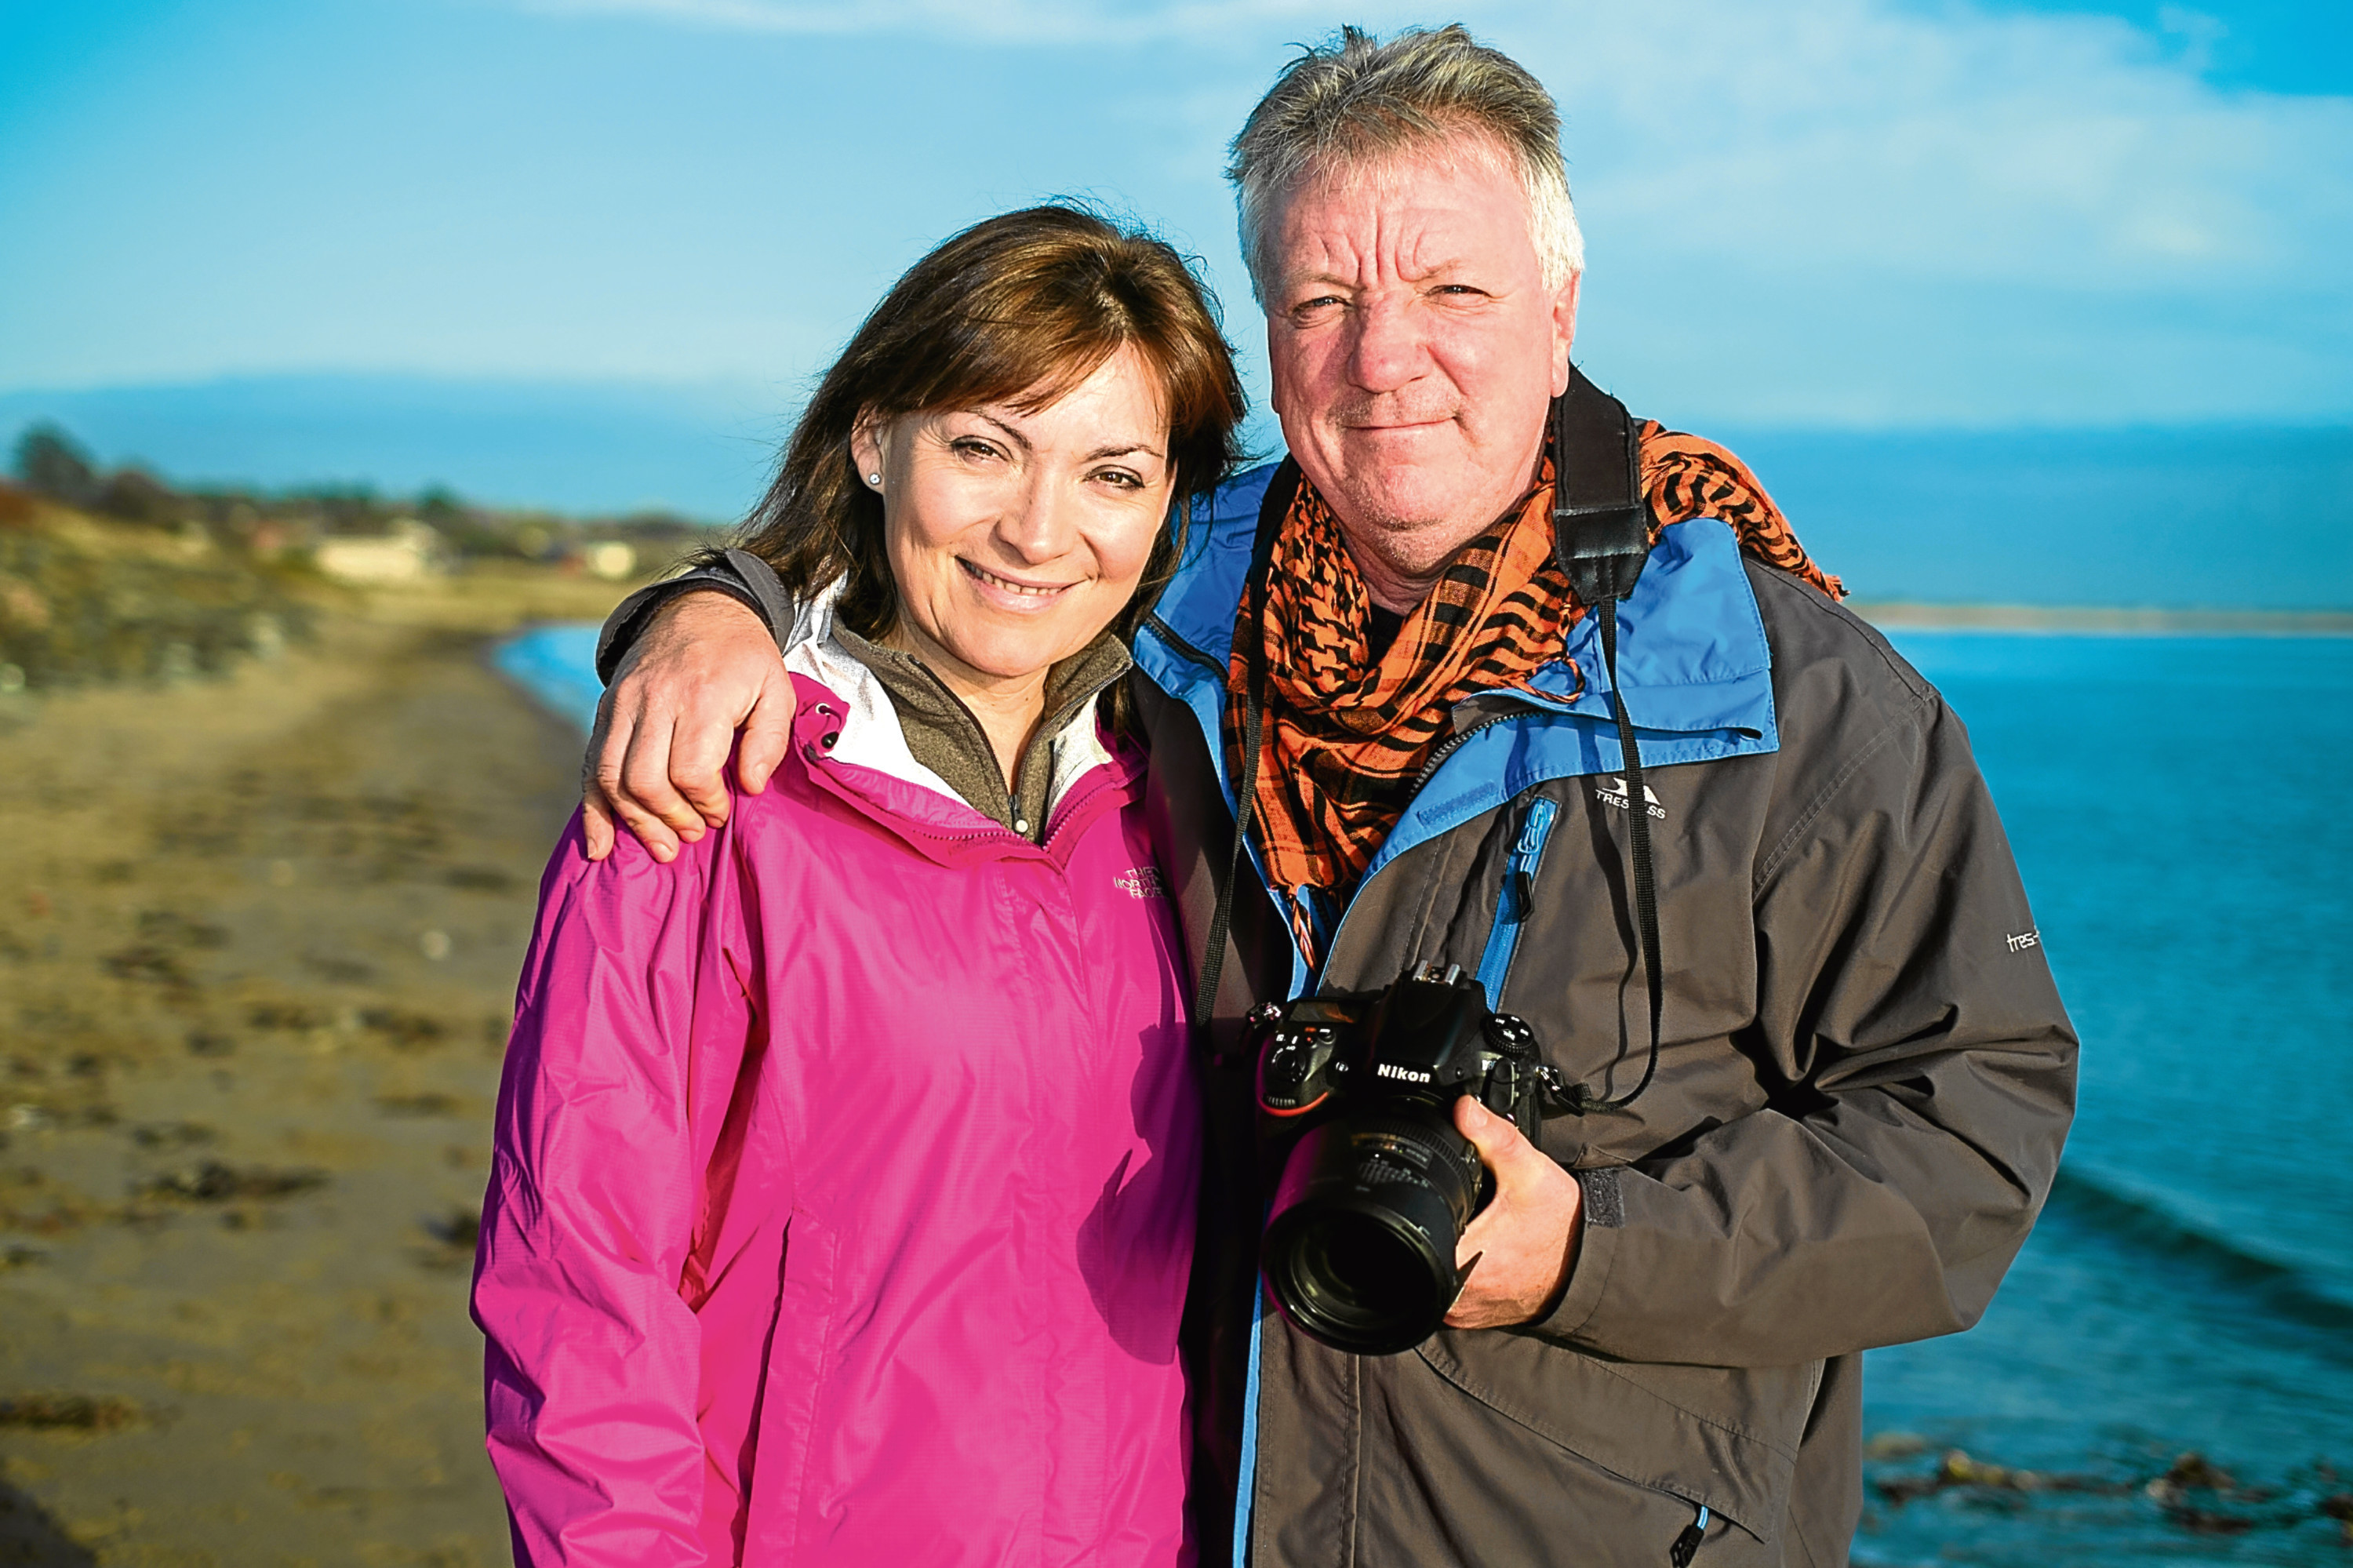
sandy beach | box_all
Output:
[0,567,628,1566]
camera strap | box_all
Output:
[1190,460,1296,1042]
[1196,374,1665,1113]
[1551,373,1665,1111]
[1584,598,1665,1109]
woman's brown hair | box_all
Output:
[732,203,1246,649]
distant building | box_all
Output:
[314,519,445,584]
[580,541,637,581]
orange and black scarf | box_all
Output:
[1225,424,1841,961]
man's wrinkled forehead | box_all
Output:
[1264,132,1536,282]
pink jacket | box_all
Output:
[473,669,1198,1567]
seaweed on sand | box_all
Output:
[0,1395,140,1432]
[137,1161,327,1202]
[1867,1441,2353,1543]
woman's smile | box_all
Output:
[959,556,1077,608]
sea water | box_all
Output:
[494,624,2353,1564]
[494,623,606,736]
[1855,631,2353,1566]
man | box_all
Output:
[584,26,2075,1567]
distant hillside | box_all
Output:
[0,374,784,522]
[0,424,714,693]
[0,486,314,692]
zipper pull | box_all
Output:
[1506,798,1559,919]
[1511,796,1558,857]
[1668,1504,1709,1567]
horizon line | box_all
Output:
[3,373,2348,439]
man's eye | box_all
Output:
[1291,295,1344,318]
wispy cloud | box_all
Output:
[516,0,1335,44]
[9,0,2344,421]
[1482,0,2352,420]
[508,0,2352,420]
[1517,0,2352,291]
[536,0,2351,289]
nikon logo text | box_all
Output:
[1375,1064,1433,1082]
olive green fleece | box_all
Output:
[831,624,1133,842]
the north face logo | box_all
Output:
[1113,868,1166,900]
[1595,777,1666,820]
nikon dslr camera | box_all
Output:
[1247,964,1551,1355]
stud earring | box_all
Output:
[867,473,882,486]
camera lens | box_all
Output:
[1261,1115,1482,1355]
[1281,1210,1438,1342]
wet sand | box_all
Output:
[0,568,626,1566]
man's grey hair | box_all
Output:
[1227,24,1584,305]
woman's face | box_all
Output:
[852,346,1173,691]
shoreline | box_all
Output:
[1850,599,2353,635]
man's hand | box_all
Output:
[1443,1096,1584,1330]
[582,592,798,862]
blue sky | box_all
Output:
[1,1,2348,468]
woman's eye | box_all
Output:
[951,438,1003,461]
[1093,468,1144,490]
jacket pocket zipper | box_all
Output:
[1472,795,1559,1001]
[1669,1503,1711,1566]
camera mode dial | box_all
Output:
[1260,1021,1344,1115]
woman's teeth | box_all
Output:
[965,562,1063,598]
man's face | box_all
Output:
[1263,139,1578,591]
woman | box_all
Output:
[473,206,1246,1566]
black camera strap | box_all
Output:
[1585,598,1665,1109]
[1551,372,1665,1111]
[1190,460,1296,1040]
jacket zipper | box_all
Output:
[1143,613,1219,672]
[1311,702,1547,988]
[804,741,1128,854]
[1471,795,1558,1002]
[1407,711,1517,793]
[1406,676,1589,795]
